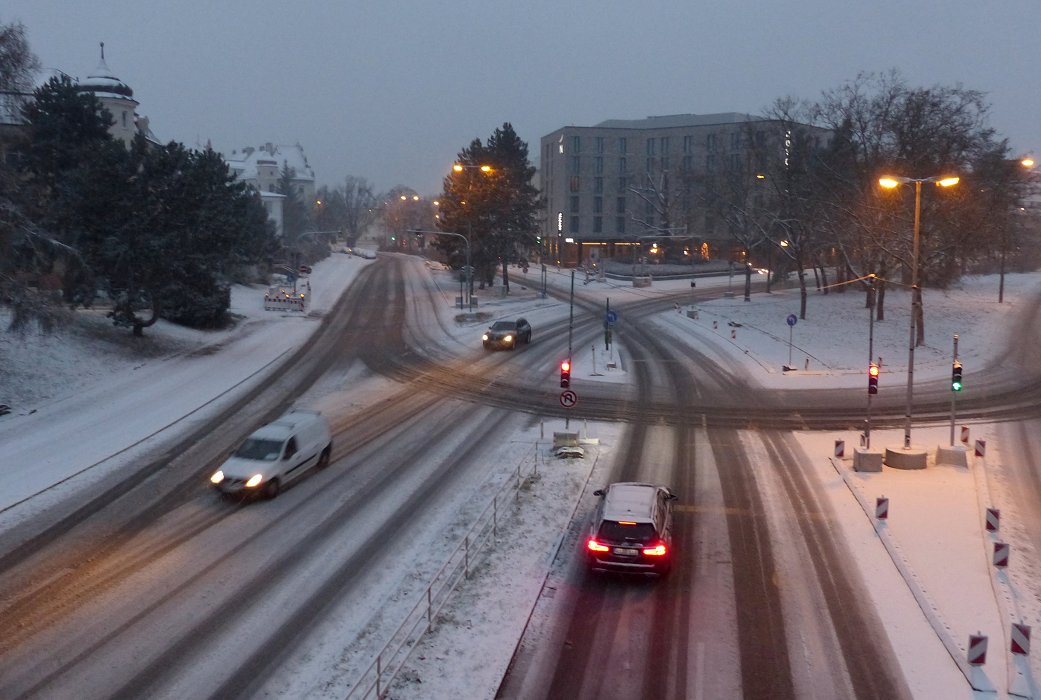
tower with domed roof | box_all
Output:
[77,42,155,148]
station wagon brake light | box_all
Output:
[643,543,668,556]
[586,538,610,553]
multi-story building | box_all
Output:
[539,112,829,268]
[224,142,316,238]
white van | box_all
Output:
[210,409,332,499]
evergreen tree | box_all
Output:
[439,123,538,293]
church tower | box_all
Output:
[77,42,145,148]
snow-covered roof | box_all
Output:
[225,142,316,181]
[78,55,135,103]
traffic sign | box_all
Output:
[786,313,798,327]
[606,310,618,325]
[560,390,578,408]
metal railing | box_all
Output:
[345,444,543,699]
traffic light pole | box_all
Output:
[950,335,959,446]
[566,270,575,430]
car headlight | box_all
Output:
[245,474,264,488]
[504,334,513,343]
[210,470,225,484]
[482,333,489,341]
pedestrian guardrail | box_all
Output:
[345,444,541,699]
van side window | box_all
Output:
[284,437,297,459]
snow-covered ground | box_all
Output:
[2,252,1040,699]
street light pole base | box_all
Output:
[884,446,928,470]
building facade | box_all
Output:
[539,112,830,268]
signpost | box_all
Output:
[786,313,797,369]
[560,390,577,408]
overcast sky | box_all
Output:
[5,1,1039,197]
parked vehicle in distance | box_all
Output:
[298,264,312,275]
[482,318,532,350]
[585,482,676,577]
[210,409,332,500]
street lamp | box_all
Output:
[447,163,494,300]
[410,228,472,311]
[998,157,1035,303]
[878,174,959,448]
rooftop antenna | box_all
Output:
[100,41,105,61]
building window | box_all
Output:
[616,196,626,214]
[572,155,580,173]
[618,176,627,191]
[728,153,740,170]
[596,136,605,153]
[570,215,580,232]
[595,156,603,175]
[594,216,603,233]
[646,139,656,156]
[594,196,603,213]
[730,131,740,150]
[570,195,580,211]
[660,137,669,154]
[618,137,627,154]
[683,155,692,171]
[572,135,581,153]
[706,154,716,173]
[706,133,717,152]
[122,111,128,128]
[646,157,653,173]
[683,135,693,154]
[570,176,580,192]
[594,177,603,193]
[662,155,670,171]
[616,216,625,234]
[619,156,627,174]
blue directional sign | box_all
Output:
[606,310,618,325]
[786,313,798,327]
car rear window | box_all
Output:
[596,521,658,544]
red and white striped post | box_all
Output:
[875,496,889,521]
[975,439,987,458]
[968,634,988,666]
[993,541,1010,568]
[960,426,970,444]
[985,508,1000,533]
[834,440,845,459]
[1011,623,1031,656]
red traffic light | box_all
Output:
[560,359,571,388]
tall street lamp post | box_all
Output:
[410,229,472,311]
[879,174,959,449]
[449,163,494,302]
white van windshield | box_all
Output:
[234,438,283,461]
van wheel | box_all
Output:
[263,478,281,499]
[317,446,331,469]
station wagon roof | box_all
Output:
[602,482,658,522]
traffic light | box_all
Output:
[868,362,879,395]
[560,359,571,388]
[952,361,963,391]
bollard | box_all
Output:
[960,426,970,444]
[1011,623,1031,655]
[985,508,1000,533]
[875,496,889,521]
[834,440,845,458]
[968,634,988,666]
[993,541,1010,568]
